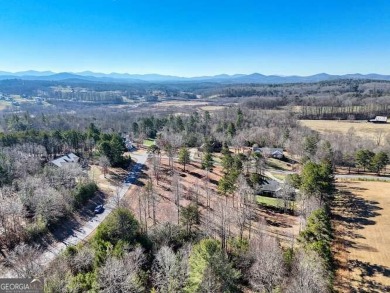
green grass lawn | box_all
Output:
[256,195,294,209]
[269,172,286,181]
[143,139,156,147]
[266,158,291,171]
[256,195,282,207]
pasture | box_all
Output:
[333,180,390,292]
[300,120,390,143]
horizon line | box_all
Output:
[0,70,389,78]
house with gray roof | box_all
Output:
[50,153,79,168]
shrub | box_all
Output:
[93,208,139,245]
[73,182,98,208]
[25,215,48,242]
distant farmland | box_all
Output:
[300,120,390,144]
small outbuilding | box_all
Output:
[369,116,388,123]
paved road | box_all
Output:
[265,169,390,182]
[1,151,148,277]
[335,174,390,181]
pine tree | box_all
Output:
[201,151,214,171]
[178,147,190,171]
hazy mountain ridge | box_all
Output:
[0,70,390,84]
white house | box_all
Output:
[369,116,388,123]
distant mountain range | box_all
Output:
[0,70,390,84]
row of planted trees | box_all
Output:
[355,149,389,174]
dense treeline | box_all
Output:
[2,79,390,112]
[0,79,204,104]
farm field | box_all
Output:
[333,180,390,292]
[300,120,390,143]
[154,100,209,108]
[199,105,226,111]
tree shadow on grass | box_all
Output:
[332,185,389,292]
[333,189,381,231]
[188,171,203,179]
[349,260,390,293]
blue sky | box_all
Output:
[0,0,389,76]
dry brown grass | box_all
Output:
[300,120,390,143]
[333,180,390,292]
[89,165,128,194]
[155,100,209,107]
[199,105,226,111]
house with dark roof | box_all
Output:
[252,145,284,159]
[260,178,281,196]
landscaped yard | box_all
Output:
[266,158,293,171]
[257,195,282,207]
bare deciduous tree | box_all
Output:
[98,247,145,293]
[99,155,111,178]
[172,172,181,225]
[249,236,286,293]
[276,181,295,213]
[0,195,24,249]
[70,246,95,274]
[146,180,158,226]
[215,201,231,252]
[4,243,44,278]
[152,245,190,293]
[286,250,330,293]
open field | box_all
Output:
[333,180,390,292]
[300,120,390,143]
[199,105,226,111]
[154,100,209,108]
